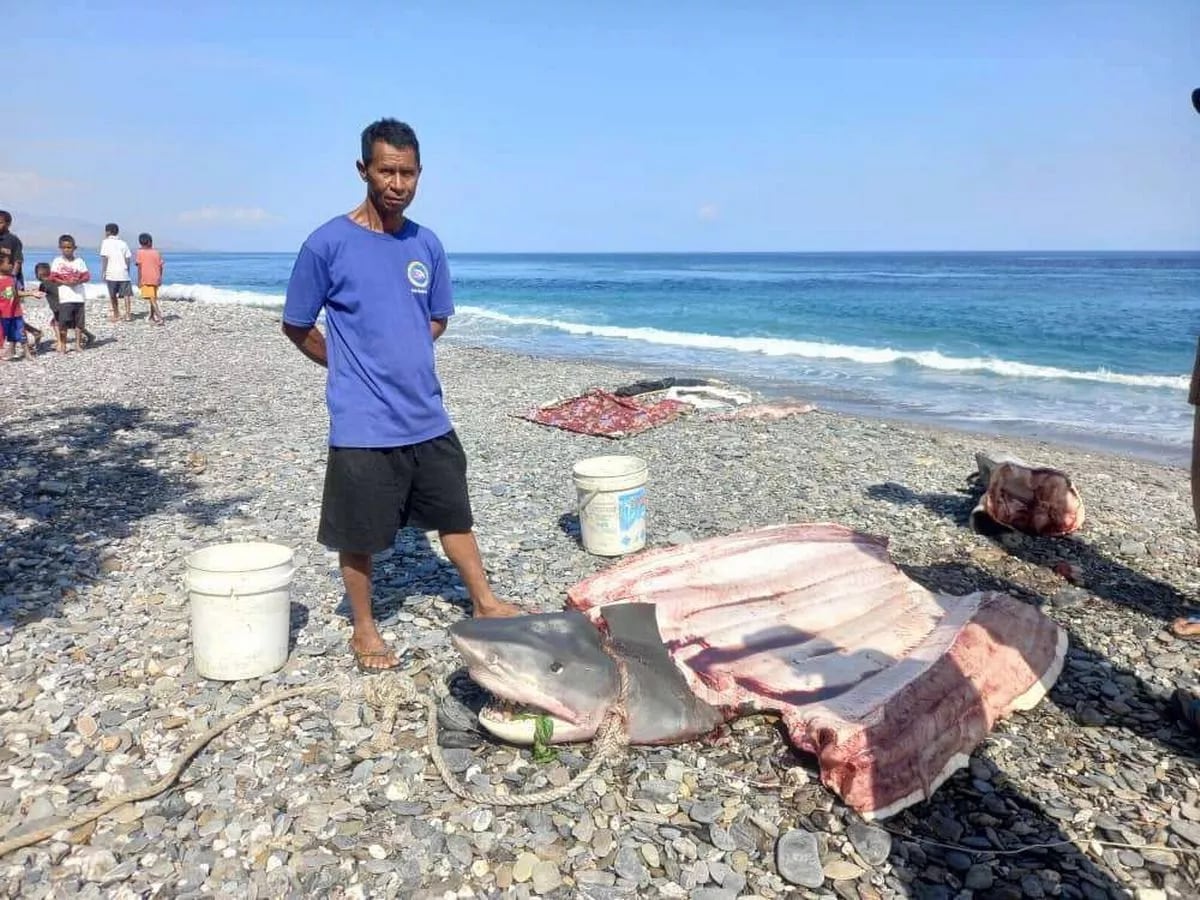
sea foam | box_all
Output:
[458,306,1189,390]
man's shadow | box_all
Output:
[0,402,252,638]
[333,528,472,624]
[866,479,1193,623]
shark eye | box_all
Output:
[549,661,564,674]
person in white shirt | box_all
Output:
[99,222,133,323]
[50,235,91,352]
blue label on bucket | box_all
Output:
[618,486,646,544]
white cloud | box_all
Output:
[0,170,76,201]
[697,203,720,222]
[177,206,281,225]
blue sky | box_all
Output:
[6,1,1198,252]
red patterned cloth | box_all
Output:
[517,389,688,438]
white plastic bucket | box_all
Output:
[186,542,295,681]
[573,455,649,556]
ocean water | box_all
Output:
[41,247,1199,464]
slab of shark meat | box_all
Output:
[450,524,1066,819]
[970,451,1085,537]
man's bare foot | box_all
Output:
[473,597,523,618]
[349,634,401,672]
[1171,615,1200,638]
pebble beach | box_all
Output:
[2,296,1199,899]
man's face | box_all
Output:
[357,142,421,217]
[59,240,76,259]
[0,254,12,275]
[0,217,9,235]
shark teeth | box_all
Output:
[477,699,570,746]
[480,698,528,721]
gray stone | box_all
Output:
[1169,819,1200,845]
[575,869,616,887]
[614,846,648,884]
[440,749,473,773]
[775,829,823,888]
[531,861,561,894]
[329,702,361,727]
[708,824,737,851]
[689,799,722,824]
[964,864,994,890]
[847,820,891,866]
[943,850,972,872]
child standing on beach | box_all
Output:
[100,223,133,322]
[29,261,93,353]
[51,235,90,352]
[28,262,62,352]
[0,249,36,360]
[136,233,165,325]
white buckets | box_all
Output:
[573,455,649,556]
[186,542,295,681]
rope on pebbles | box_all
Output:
[361,669,629,808]
[0,665,629,858]
[1,664,1196,865]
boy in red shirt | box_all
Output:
[136,232,165,325]
[0,248,40,359]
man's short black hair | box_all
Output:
[59,234,75,246]
[105,223,119,236]
[139,232,153,246]
[0,210,11,226]
[35,261,50,274]
[361,119,420,168]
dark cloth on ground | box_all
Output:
[613,376,715,398]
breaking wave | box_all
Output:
[458,306,1189,390]
[157,283,286,307]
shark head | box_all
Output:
[449,611,621,744]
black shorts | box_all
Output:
[58,303,83,329]
[317,430,474,554]
[107,280,132,298]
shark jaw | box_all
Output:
[475,700,580,746]
[451,640,606,744]
[448,611,621,745]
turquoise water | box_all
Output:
[42,248,1199,462]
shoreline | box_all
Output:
[441,336,1193,471]
[1,297,1198,897]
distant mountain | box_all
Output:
[10,211,199,252]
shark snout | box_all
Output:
[446,612,621,742]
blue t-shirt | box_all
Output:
[283,216,455,447]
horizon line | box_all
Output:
[21,245,1200,256]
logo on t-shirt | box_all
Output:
[407,260,430,292]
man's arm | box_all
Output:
[431,318,447,341]
[282,322,328,368]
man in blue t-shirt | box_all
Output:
[283,118,520,674]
